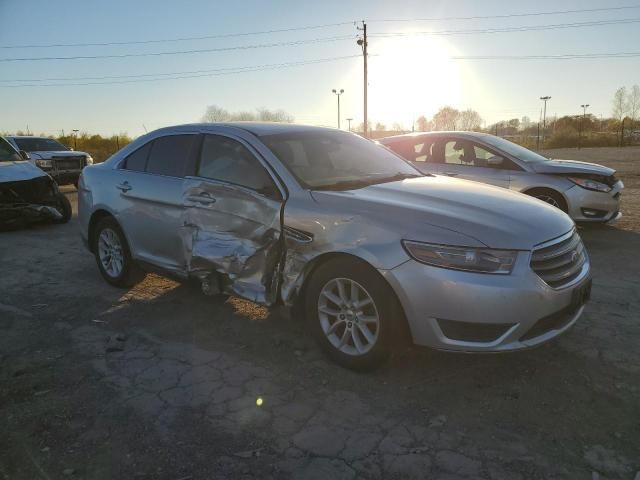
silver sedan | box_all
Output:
[79,123,591,369]
[379,131,623,223]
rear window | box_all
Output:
[12,137,70,152]
[123,142,152,172]
[145,135,195,177]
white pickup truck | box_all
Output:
[6,136,93,189]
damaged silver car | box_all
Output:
[1,137,72,229]
[79,124,591,369]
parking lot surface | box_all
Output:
[1,147,639,479]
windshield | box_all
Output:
[13,137,70,152]
[0,138,22,162]
[261,130,422,189]
[480,135,549,163]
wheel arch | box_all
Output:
[88,209,118,253]
[521,186,569,212]
[289,251,412,343]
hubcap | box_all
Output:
[536,194,560,208]
[318,278,379,356]
[98,228,124,278]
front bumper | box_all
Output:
[383,250,591,352]
[565,181,623,223]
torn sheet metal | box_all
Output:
[180,179,283,305]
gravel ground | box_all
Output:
[1,147,639,479]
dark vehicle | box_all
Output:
[6,136,94,189]
[0,137,72,229]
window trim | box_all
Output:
[194,133,285,200]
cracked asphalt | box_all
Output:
[1,150,639,479]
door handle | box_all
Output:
[116,181,132,192]
[187,194,216,205]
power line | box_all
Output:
[447,52,640,60]
[369,4,640,22]
[0,55,362,87]
[2,5,637,50]
[0,35,355,63]
[369,18,640,38]
[0,22,355,49]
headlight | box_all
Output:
[35,159,52,168]
[568,177,611,193]
[402,240,518,274]
[85,155,94,165]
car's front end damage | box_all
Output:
[0,162,66,229]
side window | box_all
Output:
[444,140,475,166]
[122,142,151,172]
[472,143,521,171]
[145,135,195,177]
[198,135,278,195]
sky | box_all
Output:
[0,0,639,137]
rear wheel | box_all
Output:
[52,192,72,224]
[305,257,400,370]
[93,217,145,288]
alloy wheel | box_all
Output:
[535,194,560,208]
[98,228,124,278]
[317,278,380,356]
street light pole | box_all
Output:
[332,89,344,129]
[579,104,590,149]
[72,129,79,150]
[540,96,551,148]
[346,118,353,131]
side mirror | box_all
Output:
[19,150,31,160]
[487,156,504,166]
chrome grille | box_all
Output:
[530,230,587,288]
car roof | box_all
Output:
[6,135,59,140]
[379,131,493,144]
[151,122,339,137]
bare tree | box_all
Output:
[256,107,294,123]
[433,106,460,130]
[416,115,429,132]
[612,87,629,123]
[201,105,294,123]
[201,105,231,122]
[458,109,483,131]
[374,121,387,132]
[628,84,640,128]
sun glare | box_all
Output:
[368,36,463,129]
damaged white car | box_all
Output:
[79,124,591,369]
[1,136,72,229]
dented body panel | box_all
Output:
[79,123,590,353]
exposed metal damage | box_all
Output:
[180,179,283,305]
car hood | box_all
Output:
[29,151,87,160]
[311,176,574,250]
[532,158,615,176]
[0,161,49,182]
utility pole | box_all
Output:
[72,129,79,150]
[540,96,551,148]
[357,21,368,137]
[332,89,344,129]
[346,118,353,131]
[579,104,589,149]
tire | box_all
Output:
[93,217,145,288]
[304,257,400,370]
[527,189,568,213]
[53,192,72,224]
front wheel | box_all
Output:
[93,217,145,288]
[305,257,401,370]
[527,189,568,213]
